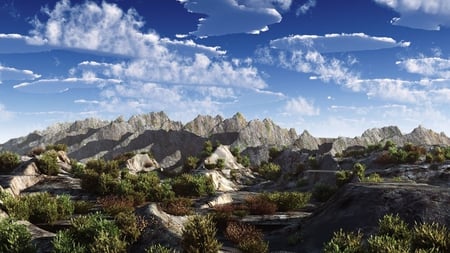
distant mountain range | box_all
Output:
[1,112,449,170]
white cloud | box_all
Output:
[14,77,121,93]
[20,0,224,58]
[262,49,358,85]
[77,55,267,90]
[296,0,316,15]
[374,0,450,30]
[284,96,320,116]
[179,0,282,37]
[270,33,410,53]
[0,65,41,83]
[397,57,450,78]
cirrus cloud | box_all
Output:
[270,33,410,53]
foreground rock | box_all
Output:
[297,182,450,253]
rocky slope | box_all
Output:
[1,112,449,169]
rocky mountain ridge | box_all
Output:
[1,112,449,169]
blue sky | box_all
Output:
[1,0,450,143]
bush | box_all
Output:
[364,173,383,183]
[171,174,215,197]
[258,162,281,181]
[412,222,449,252]
[202,140,214,157]
[378,214,410,240]
[323,229,364,253]
[216,158,225,169]
[73,200,94,214]
[181,215,222,253]
[26,193,73,224]
[237,237,269,253]
[336,170,353,187]
[185,156,200,172]
[37,150,60,175]
[1,192,74,224]
[52,230,86,253]
[0,218,36,253]
[225,221,268,253]
[161,197,193,216]
[0,151,20,174]
[367,234,410,253]
[115,211,147,244]
[145,244,175,253]
[313,184,337,202]
[245,195,277,215]
[53,212,127,253]
[46,143,68,152]
[264,191,311,211]
[98,195,134,216]
[352,163,365,181]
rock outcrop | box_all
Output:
[297,182,450,253]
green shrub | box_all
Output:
[70,159,85,178]
[384,140,396,150]
[238,155,251,167]
[85,159,120,178]
[313,184,337,202]
[364,173,383,183]
[53,212,127,253]
[308,156,319,169]
[323,229,364,253]
[258,162,281,181]
[25,193,73,224]
[115,211,147,244]
[181,215,222,253]
[202,140,214,157]
[46,143,68,152]
[0,218,36,253]
[367,234,410,253]
[412,222,449,252]
[352,163,365,181]
[185,156,200,172]
[336,170,353,187]
[52,230,86,253]
[0,151,20,174]
[1,192,74,224]
[145,244,175,253]
[0,190,30,220]
[378,214,410,241]
[37,150,60,175]
[264,191,311,211]
[216,158,225,169]
[171,174,215,197]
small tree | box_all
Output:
[181,215,222,253]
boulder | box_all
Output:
[126,153,160,174]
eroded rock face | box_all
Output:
[298,183,450,253]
